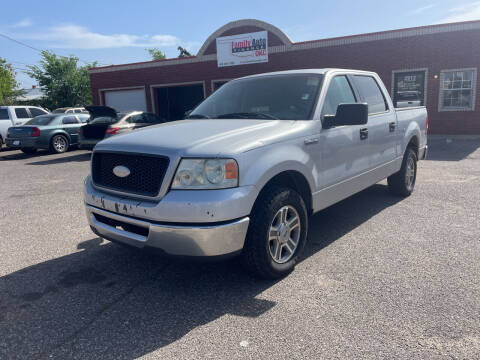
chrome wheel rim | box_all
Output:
[54,137,67,152]
[405,156,416,190]
[268,205,301,264]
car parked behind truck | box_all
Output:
[78,106,165,149]
[6,113,89,154]
[84,69,428,279]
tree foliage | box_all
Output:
[0,58,23,105]
[177,46,192,58]
[27,51,95,109]
[147,48,167,60]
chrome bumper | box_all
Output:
[87,205,249,256]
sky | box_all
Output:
[1,0,479,88]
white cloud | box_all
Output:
[409,4,435,15]
[13,24,182,49]
[441,1,480,23]
[10,18,32,28]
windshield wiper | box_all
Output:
[186,114,211,119]
[216,112,279,120]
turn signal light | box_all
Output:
[31,127,40,137]
[105,127,120,135]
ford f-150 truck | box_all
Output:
[84,69,428,279]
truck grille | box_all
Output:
[92,152,169,196]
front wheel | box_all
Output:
[50,135,69,154]
[242,187,308,279]
[388,147,417,196]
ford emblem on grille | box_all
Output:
[113,165,131,178]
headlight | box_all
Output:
[171,158,238,189]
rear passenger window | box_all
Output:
[29,107,47,117]
[354,76,388,114]
[0,109,9,120]
[62,116,79,124]
[15,108,29,118]
[321,76,356,117]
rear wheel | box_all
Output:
[50,135,69,154]
[388,147,417,196]
[21,148,37,154]
[241,187,308,279]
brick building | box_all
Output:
[88,19,480,134]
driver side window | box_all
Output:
[321,76,356,118]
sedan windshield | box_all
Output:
[189,74,323,120]
[25,115,57,126]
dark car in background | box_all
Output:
[78,106,165,149]
[6,113,89,154]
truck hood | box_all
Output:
[94,119,310,156]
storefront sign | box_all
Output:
[216,31,268,67]
[393,70,426,107]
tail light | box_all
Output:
[105,127,120,135]
[425,114,429,134]
[31,127,40,137]
[78,128,82,134]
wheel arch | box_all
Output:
[254,170,313,215]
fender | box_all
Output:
[239,141,316,195]
[403,121,421,155]
[49,130,72,144]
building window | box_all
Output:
[392,69,427,108]
[439,68,477,111]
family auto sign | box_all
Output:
[216,31,268,67]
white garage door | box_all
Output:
[104,89,147,112]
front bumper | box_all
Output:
[84,176,257,256]
[87,205,249,256]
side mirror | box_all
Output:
[323,103,368,128]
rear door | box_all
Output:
[352,75,397,169]
[61,115,82,143]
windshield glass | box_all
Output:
[189,74,323,120]
[25,115,57,126]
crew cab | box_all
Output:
[84,69,428,279]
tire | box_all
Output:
[388,147,418,197]
[50,135,69,154]
[21,148,37,154]
[241,187,308,279]
[0,136,3,151]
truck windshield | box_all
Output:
[189,74,323,120]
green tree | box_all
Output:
[0,58,23,105]
[27,51,96,109]
[177,46,192,58]
[147,48,166,60]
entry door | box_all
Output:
[156,84,204,121]
[315,75,370,210]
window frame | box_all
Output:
[352,75,389,115]
[14,107,30,119]
[391,68,428,108]
[320,74,358,120]
[438,68,477,112]
[62,115,79,124]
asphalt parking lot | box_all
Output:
[0,138,479,360]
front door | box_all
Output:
[314,74,371,211]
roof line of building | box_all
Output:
[89,19,480,74]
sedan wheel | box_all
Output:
[51,135,69,154]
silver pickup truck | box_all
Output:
[84,69,427,279]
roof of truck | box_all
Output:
[235,68,376,81]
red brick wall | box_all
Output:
[90,27,480,134]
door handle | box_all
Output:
[360,128,368,140]
[389,122,396,132]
